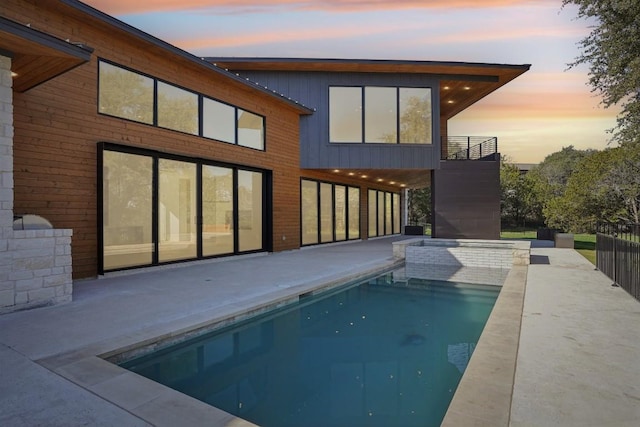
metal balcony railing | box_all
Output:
[441,136,498,160]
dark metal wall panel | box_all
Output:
[432,159,501,239]
[239,71,441,170]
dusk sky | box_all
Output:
[86,0,620,163]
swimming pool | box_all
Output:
[121,270,500,427]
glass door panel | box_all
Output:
[103,151,153,270]
[202,165,234,256]
[159,159,197,262]
[238,170,263,252]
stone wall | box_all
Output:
[0,55,73,314]
[393,238,530,269]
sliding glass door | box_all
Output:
[101,144,269,272]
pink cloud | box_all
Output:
[85,0,556,15]
[177,22,421,49]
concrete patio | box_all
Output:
[0,236,639,426]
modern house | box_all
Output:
[0,0,530,313]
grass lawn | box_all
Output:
[500,229,596,265]
[574,233,596,265]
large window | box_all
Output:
[101,145,268,272]
[159,159,197,262]
[238,170,263,252]
[98,61,153,124]
[329,87,362,143]
[98,60,265,150]
[157,82,199,135]
[202,166,234,256]
[301,180,319,245]
[368,189,402,238]
[329,86,432,144]
[103,151,153,270]
[301,179,360,245]
[203,98,235,144]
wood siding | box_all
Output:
[4,0,304,278]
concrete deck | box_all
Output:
[0,237,639,426]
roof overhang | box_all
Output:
[207,58,531,120]
[0,16,94,92]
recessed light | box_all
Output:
[348,172,355,176]
[463,86,471,90]
[400,184,406,187]
[390,181,396,185]
[377,178,383,182]
[447,100,454,104]
[443,86,450,90]
[333,169,340,173]
[11,72,18,77]
[361,175,368,178]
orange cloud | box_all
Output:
[85,0,555,15]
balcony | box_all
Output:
[441,136,498,161]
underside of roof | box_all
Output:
[207,57,531,120]
[0,16,94,92]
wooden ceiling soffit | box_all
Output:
[0,17,93,92]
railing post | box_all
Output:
[466,137,470,160]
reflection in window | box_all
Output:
[320,183,333,243]
[202,166,234,256]
[329,86,432,144]
[301,180,319,245]
[103,151,153,270]
[400,88,432,144]
[348,187,360,240]
[99,62,153,124]
[368,190,377,237]
[203,98,235,144]
[335,186,346,241]
[365,87,397,143]
[330,87,362,143]
[238,109,264,150]
[157,82,199,135]
[101,147,267,271]
[98,61,266,151]
[378,192,385,236]
[393,193,401,234]
[238,170,263,252]
[301,179,360,245]
[385,192,392,234]
[159,159,197,262]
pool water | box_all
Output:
[121,271,499,427]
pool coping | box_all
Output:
[35,259,525,426]
[442,265,527,426]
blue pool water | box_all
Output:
[121,271,499,427]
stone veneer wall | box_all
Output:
[393,237,530,269]
[0,55,73,314]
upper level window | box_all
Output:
[329,87,362,143]
[98,60,265,151]
[203,98,235,144]
[238,109,265,150]
[329,86,432,144]
[99,61,153,124]
[157,82,199,135]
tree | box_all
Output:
[525,146,594,226]
[543,145,640,231]
[407,187,431,225]
[500,161,539,228]
[563,0,640,145]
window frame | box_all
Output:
[300,178,361,247]
[328,85,433,145]
[98,142,271,274]
[97,59,266,151]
